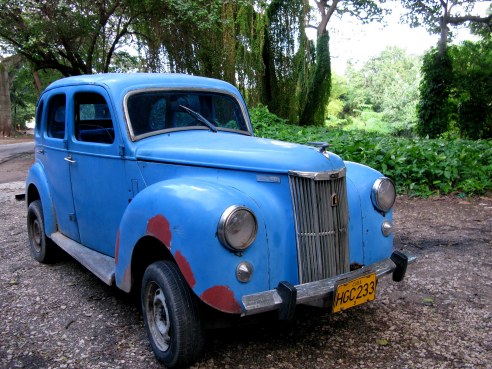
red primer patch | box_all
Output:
[114,229,120,264]
[122,265,132,292]
[147,215,172,249]
[175,251,196,288]
[201,286,242,314]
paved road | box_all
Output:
[0,142,34,164]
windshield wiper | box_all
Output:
[179,105,217,133]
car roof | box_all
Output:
[44,73,242,101]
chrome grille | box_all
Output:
[289,168,350,284]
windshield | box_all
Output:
[126,90,250,139]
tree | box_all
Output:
[450,38,492,138]
[401,1,491,138]
[0,57,11,136]
[399,0,492,55]
[345,47,421,132]
[417,48,454,137]
[0,0,136,76]
[261,0,388,126]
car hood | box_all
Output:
[134,130,345,174]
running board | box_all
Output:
[50,232,115,286]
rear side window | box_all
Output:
[35,100,43,135]
[46,95,66,139]
[74,92,115,144]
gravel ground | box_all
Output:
[1,180,491,369]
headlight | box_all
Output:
[218,206,258,251]
[372,177,396,213]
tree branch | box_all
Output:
[447,14,492,25]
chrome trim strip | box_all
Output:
[241,251,416,316]
[288,167,346,181]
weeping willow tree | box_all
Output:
[131,0,386,126]
[130,0,328,124]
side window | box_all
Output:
[46,95,66,139]
[35,100,44,135]
[74,92,114,144]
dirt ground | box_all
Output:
[0,142,491,368]
[0,135,35,184]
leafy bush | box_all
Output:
[251,116,492,196]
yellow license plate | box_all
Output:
[333,273,377,313]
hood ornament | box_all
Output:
[308,141,331,158]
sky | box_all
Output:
[322,2,491,74]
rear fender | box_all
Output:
[26,162,57,236]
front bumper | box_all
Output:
[241,250,416,318]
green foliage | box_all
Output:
[249,104,287,136]
[0,0,136,75]
[417,49,453,138]
[9,64,62,128]
[449,39,492,139]
[298,32,331,126]
[251,116,492,196]
[326,48,421,135]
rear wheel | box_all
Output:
[27,200,56,263]
[141,260,204,368]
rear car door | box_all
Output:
[66,87,128,257]
[40,91,80,242]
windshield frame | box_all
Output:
[123,87,253,141]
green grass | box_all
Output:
[251,109,492,196]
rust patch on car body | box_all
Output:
[200,285,242,314]
[122,265,132,292]
[147,214,172,249]
[175,251,196,288]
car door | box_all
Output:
[40,91,81,242]
[66,87,128,257]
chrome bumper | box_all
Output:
[241,250,416,318]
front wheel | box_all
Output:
[27,200,56,263]
[141,260,204,368]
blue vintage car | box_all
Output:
[26,73,414,367]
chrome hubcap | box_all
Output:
[32,218,42,252]
[146,282,171,351]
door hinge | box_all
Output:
[119,145,125,157]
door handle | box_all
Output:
[36,149,45,154]
[64,155,76,164]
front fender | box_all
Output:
[115,178,270,314]
[345,161,394,265]
[26,162,57,237]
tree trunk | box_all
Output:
[0,62,12,137]
[298,31,331,126]
[33,70,42,96]
[438,16,449,56]
[222,2,236,84]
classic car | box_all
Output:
[26,73,414,367]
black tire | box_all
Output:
[141,260,204,368]
[27,200,56,263]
